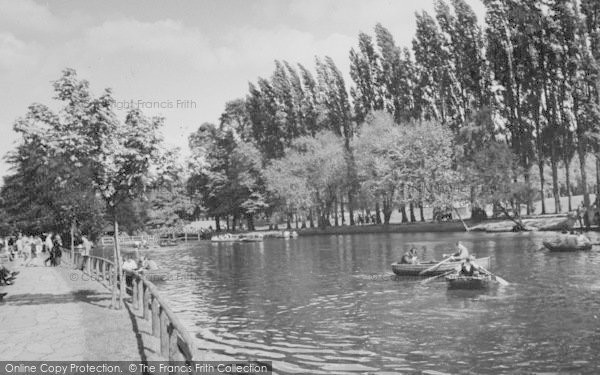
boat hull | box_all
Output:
[391,257,491,276]
[446,274,493,290]
[543,241,592,252]
[158,240,178,247]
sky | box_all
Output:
[0,0,486,178]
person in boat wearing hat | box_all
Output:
[400,247,418,264]
[459,256,480,277]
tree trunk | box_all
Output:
[409,202,416,222]
[111,217,123,310]
[596,156,600,197]
[578,149,590,229]
[246,213,254,231]
[374,202,382,224]
[232,215,237,232]
[287,212,292,230]
[70,219,75,254]
[565,158,573,211]
[551,153,561,214]
[383,198,393,224]
[469,186,479,219]
[524,170,531,215]
[215,215,221,232]
[538,160,546,215]
[340,194,345,225]
[419,202,425,222]
[400,205,408,223]
[333,196,339,227]
[348,191,355,226]
[309,208,315,228]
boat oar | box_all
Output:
[479,266,509,286]
[419,255,454,275]
[420,270,454,285]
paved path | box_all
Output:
[0,262,145,360]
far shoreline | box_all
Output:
[295,214,591,236]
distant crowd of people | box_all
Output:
[1,232,64,267]
[0,232,65,297]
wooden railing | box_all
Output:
[63,249,196,363]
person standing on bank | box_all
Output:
[44,233,54,266]
[52,234,62,266]
[80,235,92,271]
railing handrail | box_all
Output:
[87,254,114,267]
[126,269,196,360]
[62,248,197,362]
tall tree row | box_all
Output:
[191,0,600,229]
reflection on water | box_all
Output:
[135,232,600,374]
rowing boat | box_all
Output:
[158,239,179,247]
[211,234,264,242]
[390,256,491,276]
[543,240,592,252]
[446,274,494,289]
[210,236,239,242]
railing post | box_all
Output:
[119,269,126,308]
[132,277,138,307]
[137,276,144,311]
[160,309,169,356]
[143,284,150,319]
[152,298,160,336]
[169,326,179,363]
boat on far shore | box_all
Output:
[543,240,592,252]
[391,257,491,276]
[211,233,264,243]
[158,239,179,247]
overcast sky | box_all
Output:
[0,0,485,177]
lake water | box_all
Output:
[139,232,600,374]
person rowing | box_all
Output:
[400,247,418,264]
[420,242,469,275]
[458,255,481,277]
[443,241,469,262]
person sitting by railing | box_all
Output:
[0,257,18,285]
[122,255,138,288]
[135,255,159,273]
[122,255,137,272]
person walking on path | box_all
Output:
[80,235,92,271]
[44,232,54,266]
[52,234,62,266]
[15,234,24,265]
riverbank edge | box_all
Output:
[298,221,468,235]
[296,215,580,235]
